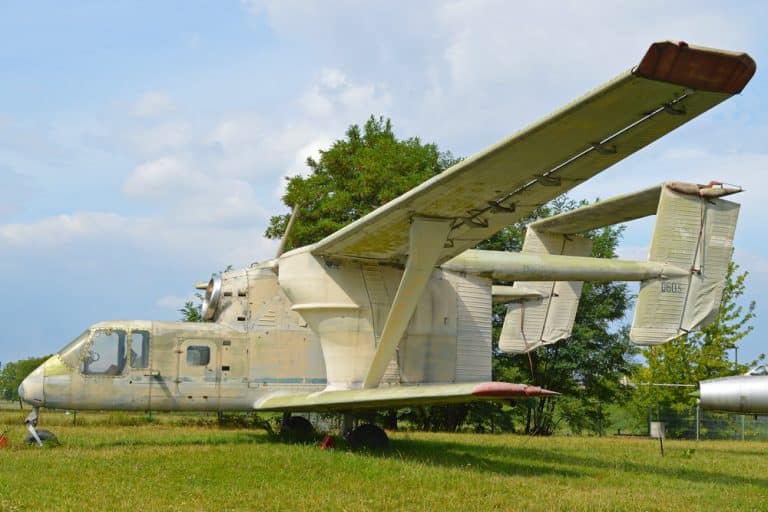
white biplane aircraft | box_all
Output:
[19,41,755,448]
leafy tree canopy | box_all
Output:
[265,116,460,250]
[179,300,202,322]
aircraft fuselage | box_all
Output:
[699,374,768,414]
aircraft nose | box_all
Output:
[18,370,44,406]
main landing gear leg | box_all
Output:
[342,413,355,438]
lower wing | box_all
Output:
[252,382,556,412]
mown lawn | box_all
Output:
[1,407,767,511]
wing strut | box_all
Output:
[362,216,451,388]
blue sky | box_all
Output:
[1,1,766,367]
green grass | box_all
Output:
[1,406,767,511]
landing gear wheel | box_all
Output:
[24,429,59,446]
[280,416,316,444]
[346,424,388,451]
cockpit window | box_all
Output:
[81,329,128,376]
[58,330,90,369]
[747,365,768,376]
[130,331,150,369]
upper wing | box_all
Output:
[252,381,555,412]
[307,42,755,265]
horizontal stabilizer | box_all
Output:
[494,181,741,353]
[252,382,557,412]
[530,184,663,235]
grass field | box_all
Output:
[1,406,767,511]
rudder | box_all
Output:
[630,183,740,345]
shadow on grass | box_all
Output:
[92,431,273,449]
[381,437,583,478]
[698,446,768,458]
[71,426,768,487]
[378,437,768,488]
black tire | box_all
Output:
[24,429,59,446]
[346,424,389,451]
[280,416,316,444]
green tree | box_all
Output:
[179,300,202,322]
[265,116,459,249]
[0,355,51,401]
[631,262,759,416]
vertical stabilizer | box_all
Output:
[630,184,740,345]
[498,229,592,353]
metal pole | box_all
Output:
[741,414,746,441]
[648,407,652,435]
[695,401,700,441]
[275,205,301,258]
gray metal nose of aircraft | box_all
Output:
[18,372,44,406]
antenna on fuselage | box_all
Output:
[275,204,301,258]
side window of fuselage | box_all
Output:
[186,346,210,366]
[81,329,127,376]
[130,331,150,369]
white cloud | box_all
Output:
[273,136,331,197]
[320,68,347,89]
[0,212,126,247]
[129,121,193,156]
[244,0,759,156]
[205,112,326,181]
[339,83,389,111]
[132,91,174,118]
[122,157,269,228]
[0,210,276,269]
[297,69,392,120]
[208,113,265,152]
[123,157,206,199]
[299,88,334,117]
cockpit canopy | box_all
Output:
[57,325,150,376]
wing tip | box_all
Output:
[635,40,756,94]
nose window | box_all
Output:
[81,329,128,376]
